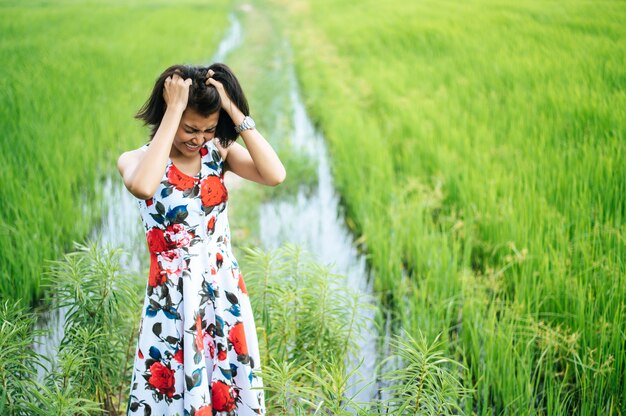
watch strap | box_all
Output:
[235,116,255,134]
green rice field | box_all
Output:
[1,0,624,413]
[270,0,625,413]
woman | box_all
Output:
[118,63,285,415]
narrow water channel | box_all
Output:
[256,60,383,403]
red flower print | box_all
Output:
[211,380,237,412]
[160,249,181,263]
[167,165,197,191]
[200,175,228,208]
[200,146,208,157]
[207,337,215,359]
[160,250,185,276]
[173,348,184,364]
[138,348,144,359]
[217,344,227,361]
[238,272,248,295]
[145,197,154,206]
[216,252,223,269]
[228,322,249,356]
[196,404,212,416]
[148,253,166,287]
[146,227,170,253]
[164,223,192,248]
[195,314,204,353]
[148,362,176,398]
[207,216,216,234]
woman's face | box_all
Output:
[171,108,220,158]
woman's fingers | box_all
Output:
[162,73,192,109]
[166,73,191,87]
[205,69,217,85]
[206,77,223,89]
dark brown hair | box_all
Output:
[134,62,249,147]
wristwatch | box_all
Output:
[234,116,256,134]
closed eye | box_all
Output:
[185,127,216,134]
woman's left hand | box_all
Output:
[206,69,237,116]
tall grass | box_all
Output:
[0,240,140,415]
[1,240,469,415]
[41,241,139,413]
[0,0,233,305]
[239,242,470,414]
[267,0,625,413]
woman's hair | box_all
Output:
[134,62,249,147]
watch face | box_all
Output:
[238,116,255,132]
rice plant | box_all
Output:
[263,0,626,413]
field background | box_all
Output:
[269,0,625,413]
[0,0,624,414]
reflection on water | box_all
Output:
[257,58,383,404]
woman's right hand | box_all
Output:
[163,72,192,113]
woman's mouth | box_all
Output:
[185,143,200,151]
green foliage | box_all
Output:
[40,240,141,414]
[0,239,142,415]
[266,0,626,413]
[0,300,47,415]
[379,330,471,415]
[240,243,470,414]
[240,243,374,413]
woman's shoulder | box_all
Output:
[119,142,149,157]
[117,142,149,174]
[125,142,150,160]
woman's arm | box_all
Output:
[117,105,185,199]
[118,74,191,199]
[207,70,286,186]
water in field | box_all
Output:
[256,59,383,403]
[31,159,148,380]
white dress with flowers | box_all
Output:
[126,139,266,416]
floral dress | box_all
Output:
[126,139,266,416]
